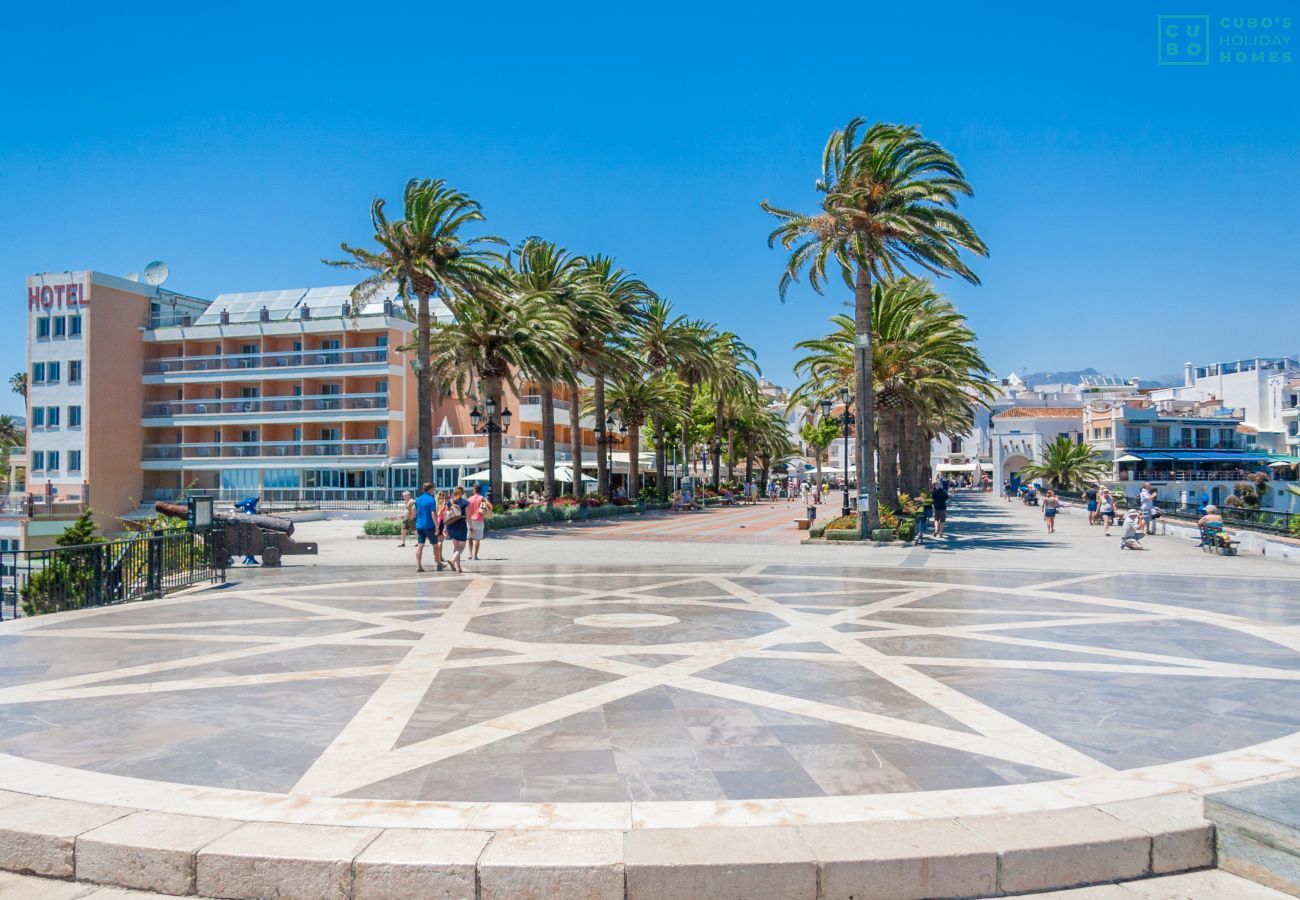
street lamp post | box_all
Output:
[821,387,856,520]
[469,396,512,503]
[594,415,626,498]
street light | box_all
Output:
[596,415,624,497]
[471,398,512,502]
[823,391,856,519]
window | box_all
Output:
[375,335,388,348]
[240,429,259,443]
[68,315,82,337]
[31,451,44,471]
[47,451,59,471]
[53,316,67,337]
[68,405,82,427]
[36,318,50,339]
[47,362,60,383]
[1124,427,1141,447]
[31,408,44,427]
[1153,426,1170,448]
[32,362,45,384]
[321,339,340,350]
[68,360,82,383]
[950,436,962,454]
[46,406,60,427]
[68,451,82,472]
[375,426,388,440]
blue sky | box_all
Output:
[2,1,1297,417]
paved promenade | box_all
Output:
[0,493,1293,897]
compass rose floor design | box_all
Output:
[0,564,1297,828]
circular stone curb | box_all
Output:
[0,789,1218,899]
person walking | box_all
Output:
[443,485,470,573]
[466,483,491,561]
[1084,486,1099,526]
[1139,484,1158,535]
[929,479,949,538]
[432,491,449,571]
[413,483,438,573]
[1098,488,1116,536]
[398,490,415,547]
[1042,490,1060,533]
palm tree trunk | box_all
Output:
[485,374,504,505]
[628,424,641,496]
[541,382,557,506]
[594,376,609,497]
[711,398,724,490]
[897,407,915,497]
[727,427,736,481]
[653,417,666,493]
[877,407,900,512]
[416,291,433,488]
[853,264,879,535]
[680,385,694,491]
[814,447,823,490]
[568,379,583,498]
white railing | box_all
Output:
[143,393,388,417]
[142,440,387,461]
[144,348,389,375]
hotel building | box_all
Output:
[8,270,600,548]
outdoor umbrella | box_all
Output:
[1114,454,1143,463]
[555,466,597,484]
[514,464,546,481]
[464,467,532,483]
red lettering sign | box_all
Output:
[27,287,40,310]
[28,279,87,311]
[40,286,53,308]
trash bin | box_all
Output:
[807,505,817,522]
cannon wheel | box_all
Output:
[261,544,282,567]
[211,546,233,569]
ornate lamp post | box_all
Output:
[469,396,512,502]
[594,415,626,497]
[821,387,856,519]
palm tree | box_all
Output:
[671,322,721,491]
[503,238,590,505]
[763,119,987,536]
[703,332,759,489]
[1020,437,1111,491]
[601,373,679,497]
[585,256,653,497]
[425,287,571,502]
[327,179,502,487]
[10,372,27,401]
[634,298,708,492]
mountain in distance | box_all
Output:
[1019,368,1178,390]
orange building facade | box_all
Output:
[10,271,598,546]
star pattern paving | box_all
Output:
[0,565,1297,807]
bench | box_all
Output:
[794,518,811,530]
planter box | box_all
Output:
[826,530,863,542]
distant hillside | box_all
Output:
[1020,368,1176,390]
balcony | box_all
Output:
[1117,468,1263,482]
[143,348,390,377]
[143,393,389,419]
[142,440,387,462]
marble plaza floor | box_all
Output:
[0,551,1296,827]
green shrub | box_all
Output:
[871,528,898,542]
[826,529,863,542]
[20,511,103,617]
[364,518,402,536]
[896,519,917,542]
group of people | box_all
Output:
[397,483,493,573]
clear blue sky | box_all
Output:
[3,1,1297,417]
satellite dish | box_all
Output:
[125,272,140,282]
[143,261,169,286]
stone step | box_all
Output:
[1205,777,1300,896]
[1,867,1293,899]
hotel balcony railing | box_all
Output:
[1115,439,1247,451]
[143,348,389,375]
[1117,468,1263,482]
[143,440,387,461]
[144,393,389,417]
[519,395,572,411]
[433,434,543,451]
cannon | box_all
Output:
[154,501,318,567]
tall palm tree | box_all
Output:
[503,238,590,505]
[425,288,571,502]
[763,119,987,536]
[327,179,501,487]
[671,322,719,490]
[0,415,20,447]
[601,373,679,497]
[1021,437,1110,491]
[703,332,759,489]
[800,415,841,489]
[9,372,27,401]
[584,256,653,496]
[634,298,708,492]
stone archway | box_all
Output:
[1002,454,1032,481]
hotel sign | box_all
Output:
[28,278,87,311]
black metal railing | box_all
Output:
[1056,490,1297,536]
[0,531,225,620]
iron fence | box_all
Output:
[1056,490,1297,536]
[0,530,225,621]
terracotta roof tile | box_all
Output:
[993,407,1083,419]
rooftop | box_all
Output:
[992,407,1083,419]
[193,283,439,326]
